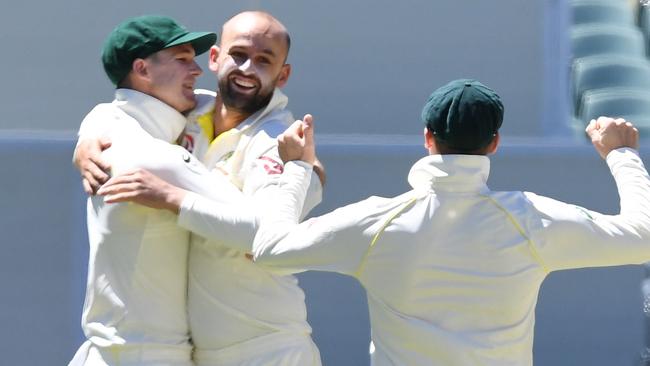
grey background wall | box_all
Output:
[5,1,645,365]
[0,0,554,136]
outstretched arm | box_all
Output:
[252,115,416,275]
[252,195,404,276]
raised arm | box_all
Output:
[241,115,325,219]
[531,117,650,270]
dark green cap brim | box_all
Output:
[165,31,217,56]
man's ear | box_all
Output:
[276,64,291,88]
[487,133,500,155]
[424,127,434,150]
[132,58,148,79]
[208,45,220,73]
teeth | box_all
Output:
[233,77,255,88]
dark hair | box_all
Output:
[284,32,291,61]
[430,129,497,155]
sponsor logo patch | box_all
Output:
[259,156,284,175]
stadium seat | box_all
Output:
[571,0,635,26]
[579,88,650,134]
[572,55,650,112]
[570,115,589,140]
[636,4,650,56]
[570,24,645,59]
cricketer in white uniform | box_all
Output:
[240,80,650,365]
[176,88,322,366]
[68,16,221,366]
[173,12,323,366]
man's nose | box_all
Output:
[237,58,253,73]
[191,60,203,76]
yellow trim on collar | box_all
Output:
[196,110,214,142]
[208,128,237,151]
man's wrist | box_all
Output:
[606,147,641,173]
[166,188,188,215]
[285,160,314,171]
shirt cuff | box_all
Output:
[283,160,313,177]
[177,191,199,227]
[606,147,641,171]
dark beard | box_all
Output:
[218,77,274,114]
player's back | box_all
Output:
[360,179,546,365]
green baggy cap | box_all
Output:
[421,79,504,151]
[102,15,217,85]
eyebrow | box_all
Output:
[260,48,276,57]
[230,45,277,58]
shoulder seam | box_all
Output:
[353,196,419,278]
[482,194,550,274]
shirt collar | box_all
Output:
[407,154,490,193]
[113,88,187,143]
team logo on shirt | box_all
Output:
[259,156,284,175]
[178,134,195,152]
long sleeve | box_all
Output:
[74,104,135,162]
[105,133,263,252]
[77,104,118,140]
[253,193,411,276]
[529,148,650,271]
[177,161,314,252]
[239,121,323,219]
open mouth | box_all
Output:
[231,75,258,91]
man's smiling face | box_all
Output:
[210,12,291,114]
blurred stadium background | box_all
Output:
[3,0,650,364]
